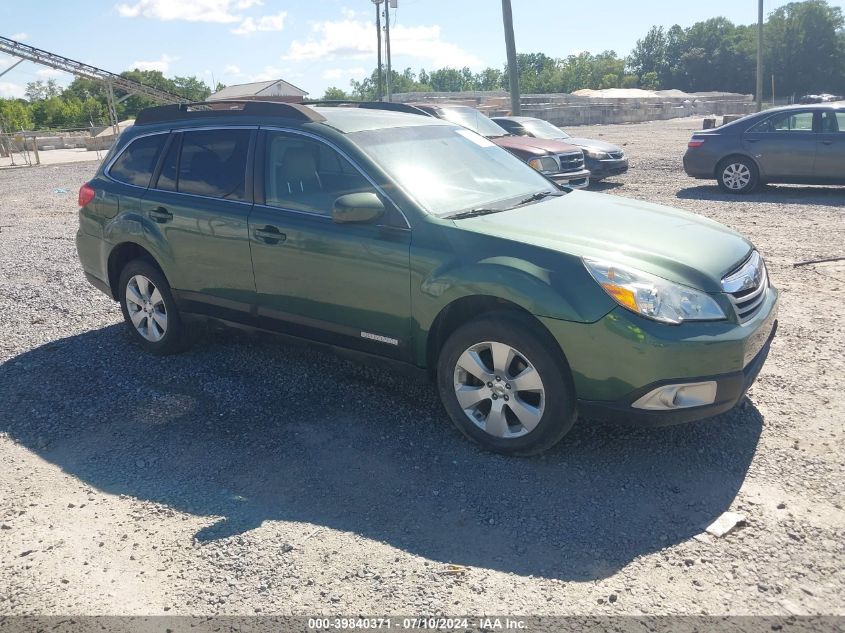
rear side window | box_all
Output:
[821,111,844,133]
[177,129,252,201]
[109,134,167,187]
[749,111,815,133]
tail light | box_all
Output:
[78,183,95,207]
[688,138,706,149]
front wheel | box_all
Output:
[436,313,576,456]
[717,157,759,194]
[118,258,189,355]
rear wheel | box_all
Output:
[118,259,189,355]
[717,156,758,194]
[436,313,576,456]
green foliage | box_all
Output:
[322,86,349,100]
[0,99,32,131]
[640,71,660,90]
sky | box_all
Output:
[2,0,844,99]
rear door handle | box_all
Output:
[254,225,286,244]
[149,207,173,223]
[821,140,834,145]
[746,139,760,143]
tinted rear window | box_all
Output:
[109,134,167,187]
[177,129,251,201]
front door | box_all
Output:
[248,130,413,360]
[143,128,257,315]
[816,110,845,182]
[742,109,818,179]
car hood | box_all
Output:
[489,134,582,156]
[455,190,752,292]
[565,137,623,153]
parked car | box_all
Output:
[799,93,843,104]
[492,115,629,181]
[406,103,591,188]
[684,102,845,193]
[77,101,778,455]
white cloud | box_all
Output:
[284,18,482,69]
[231,10,286,36]
[248,65,300,82]
[321,67,367,81]
[224,64,242,75]
[117,0,242,23]
[0,82,25,98]
[131,54,178,73]
[11,32,28,41]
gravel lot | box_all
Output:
[1,117,843,617]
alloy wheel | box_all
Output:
[722,162,751,190]
[453,341,545,439]
[125,274,167,342]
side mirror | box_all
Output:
[332,192,385,224]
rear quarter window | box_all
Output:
[108,134,168,187]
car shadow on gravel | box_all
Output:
[677,184,845,206]
[0,325,764,582]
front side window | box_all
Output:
[350,124,556,218]
[177,129,251,201]
[264,132,376,216]
[749,111,815,133]
[109,134,167,187]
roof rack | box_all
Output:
[134,100,326,126]
[302,100,432,117]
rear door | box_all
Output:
[247,129,413,360]
[816,110,845,182]
[142,127,257,315]
[742,109,818,178]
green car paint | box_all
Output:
[76,104,777,424]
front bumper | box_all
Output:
[539,285,779,425]
[549,168,591,189]
[585,157,628,180]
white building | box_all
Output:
[208,79,308,102]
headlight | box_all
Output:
[584,149,611,160]
[583,258,727,324]
[528,156,559,173]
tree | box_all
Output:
[628,26,668,82]
[25,79,61,102]
[640,71,660,90]
[322,86,349,100]
[766,0,845,97]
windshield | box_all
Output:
[520,119,570,140]
[437,107,510,138]
[350,125,558,218]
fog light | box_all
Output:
[631,381,717,410]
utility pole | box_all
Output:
[384,0,394,102]
[373,0,384,101]
[501,0,520,114]
[756,0,764,111]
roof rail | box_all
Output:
[302,100,432,117]
[134,100,326,126]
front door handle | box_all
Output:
[746,138,760,143]
[149,207,173,223]
[821,140,834,145]
[254,225,286,244]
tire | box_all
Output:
[717,156,759,194]
[436,312,577,456]
[117,258,189,355]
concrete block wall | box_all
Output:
[392,91,754,126]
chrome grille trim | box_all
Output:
[557,151,585,172]
[722,251,768,323]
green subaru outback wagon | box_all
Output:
[76,101,778,455]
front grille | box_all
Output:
[722,251,768,323]
[607,150,625,160]
[557,151,584,172]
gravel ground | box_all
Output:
[0,117,843,617]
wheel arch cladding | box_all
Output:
[107,242,167,300]
[424,296,575,382]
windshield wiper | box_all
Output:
[444,208,506,220]
[518,190,565,205]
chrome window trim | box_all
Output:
[103,130,171,190]
[259,126,411,229]
[103,123,412,228]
